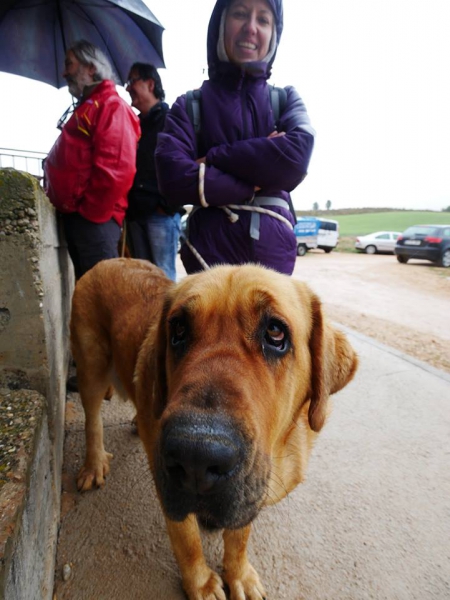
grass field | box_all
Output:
[331,211,450,237]
[303,210,450,253]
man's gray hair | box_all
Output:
[68,39,115,82]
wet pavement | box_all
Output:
[53,328,450,600]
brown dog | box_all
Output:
[70,258,358,600]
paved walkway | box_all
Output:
[53,329,450,600]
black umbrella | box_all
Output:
[0,0,165,88]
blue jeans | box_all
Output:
[127,213,181,281]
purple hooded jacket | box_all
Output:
[155,0,315,275]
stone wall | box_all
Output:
[0,168,73,600]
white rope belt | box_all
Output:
[189,163,293,269]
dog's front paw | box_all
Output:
[224,563,267,600]
[77,451,113,491]
[183,568,226,600]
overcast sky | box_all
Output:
[0,0,449,211]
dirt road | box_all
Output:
[290,251,450,373]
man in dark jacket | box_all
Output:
[155,0,315,276]
[126,63,181,281]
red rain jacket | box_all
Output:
[44,80,140,226]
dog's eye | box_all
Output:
[262,318,290,361]
[266,322,285,345]
[265,320,286,349]
[170,318,187,348]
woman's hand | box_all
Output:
[267,130,286,139]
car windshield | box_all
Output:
[403,226,437,237]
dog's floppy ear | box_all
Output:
[152,297,170,419]
[307,292,358,432]
[135,296,170,420]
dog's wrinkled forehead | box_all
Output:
[167,265,312,333]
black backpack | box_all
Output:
[185,85,287,145]
[185,85,296,221]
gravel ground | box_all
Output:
[178,251,450,374]
[290,251,450,374]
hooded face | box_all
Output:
[224,0,275,65]
[207,0,283,74]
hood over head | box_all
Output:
[207,0,283,79]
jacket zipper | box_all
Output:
[239,75,257,261]
[239,72,249,140]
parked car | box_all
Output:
[355,231,401,254]
[394,224,450,267]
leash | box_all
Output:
[184,238,211,270]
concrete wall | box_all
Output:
[0,168,73,599]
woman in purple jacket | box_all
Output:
[155,0,315,275]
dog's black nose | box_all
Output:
[161,414,243,495]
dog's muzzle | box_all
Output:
[155,411,267,530]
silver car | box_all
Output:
[355,231,402,254]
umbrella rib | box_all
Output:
[74,2,126,84]
[0,0,163,87]
[56,0,67,51]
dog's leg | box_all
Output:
[223,526,267,600]
[76,367,114,492]
[165,515,226,600]
[103,384,114,400]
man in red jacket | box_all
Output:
[44,39,140,280]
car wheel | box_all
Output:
[323,248,333,253]
[297,244,307,257]
[438,249,450,268]
[365,245,377,255]
[396,255,408,264]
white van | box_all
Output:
[294,217,339,256]
[316,218,339,253]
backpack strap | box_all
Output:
[269,85,296,221]
[186,89,202,135]
[270,85,287,128]
[186,86,287,134]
